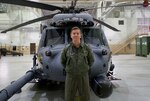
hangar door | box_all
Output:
[30,43,36,54]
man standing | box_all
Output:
[61,26,94,101]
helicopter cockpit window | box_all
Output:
[45,29,65,46]
[83,28,105,46]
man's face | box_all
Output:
[71,29,81,42]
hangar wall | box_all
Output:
[0,1,150,54]
[0,5,41,54]
[97,1,150,54]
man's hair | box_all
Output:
[70,26,81,33]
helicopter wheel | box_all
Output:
[37,79,55,85]
[37,79,48,86]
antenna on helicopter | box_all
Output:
[69,0,78,9]
[73,0,78,7]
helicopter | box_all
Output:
[0,0,136,100]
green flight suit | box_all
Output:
[61,43,94,101]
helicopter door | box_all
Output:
[45,29,65,46]
[83,28,105,46]
[67,28,72,43]
[30,43,36,54]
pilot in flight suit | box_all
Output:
[61,26,94,101]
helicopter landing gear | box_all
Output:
[107,64,115,76]
[33,53,37,67]
[37,79,48,86]
[107,64,121,80]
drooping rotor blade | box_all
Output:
[101,3,143,8]
[1,12,60,33]
[93,18,120,32]
[0,0,63,11]
[87,3,149,10]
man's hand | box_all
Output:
[63,69,66,76]
[88,68,91,75]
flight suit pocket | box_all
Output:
[66,57,70,65]
[83,51,88,64]
[84,56,88,64]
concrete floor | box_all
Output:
[0,55,150,101]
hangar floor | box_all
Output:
[0,55,150,101]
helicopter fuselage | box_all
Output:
[37,26,112,82]
[37,13,112,82]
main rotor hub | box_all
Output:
[62,7,86,13]
[51,13,94,27]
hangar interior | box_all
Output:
[0,0,150,101]
[0,0,149,55]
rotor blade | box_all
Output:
[93,18,120,32]
[1,12,60,33]
[87,3,146,10]
[101,3,143,8]
[0,0,63,11]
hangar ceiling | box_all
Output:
[28,0,143,4]
[0,0,147,31]
[0,0,99,30]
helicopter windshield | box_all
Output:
[45,28,65,46]
[83,28,105,46]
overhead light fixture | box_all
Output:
[29,0,39,1]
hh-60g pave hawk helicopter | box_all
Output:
[0,0,124,100]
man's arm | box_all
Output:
[61,47,67,68]
[87,46,94,67]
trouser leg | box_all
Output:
[78,74,90,101]
[65,75,77,101]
